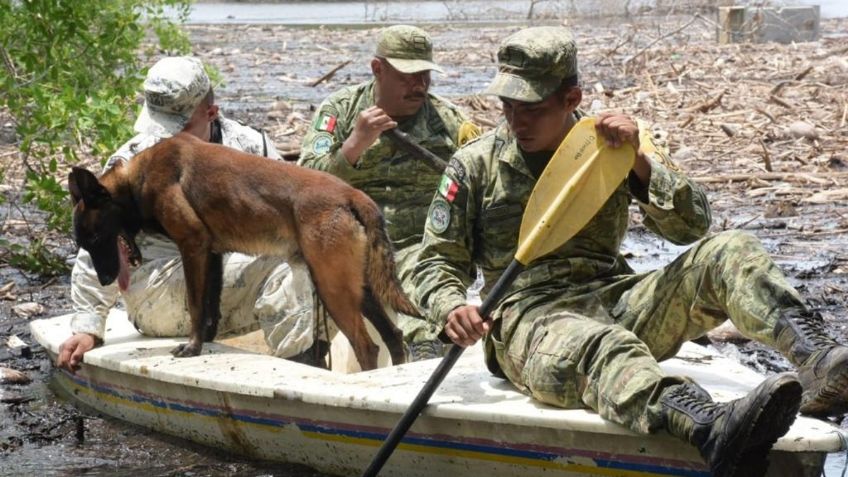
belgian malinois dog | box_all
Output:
[68,133,417,370]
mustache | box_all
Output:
[404,93,426,101]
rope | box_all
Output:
[824,430,848,477]
[321,296,332,371]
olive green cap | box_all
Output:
[484,27,578,102]
[376,25,444,74]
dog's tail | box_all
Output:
[348,192,422,318]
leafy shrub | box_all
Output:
[0,0,192,275]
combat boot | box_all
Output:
[407,339,445,362]
[774,308,848,416]
[661,373,801,477]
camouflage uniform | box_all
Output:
[299,26,478,348]
[71,57,320,359]
[412,28,808,434]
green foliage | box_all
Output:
[1,237,70,277]
[0,0,192,275]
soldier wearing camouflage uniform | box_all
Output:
[413,27,848,477]
[299,25,479,362]
[58,56,318,371]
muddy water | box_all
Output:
[185,0,848,24]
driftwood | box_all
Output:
[694,172,848,184]
[686,89,727,113]
[310,60,351,87]
[174,18,847,236]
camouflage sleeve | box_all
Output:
[632,123,711,245]
[70,248,119,340]
[412,155,478,325]
[297,100,356,180]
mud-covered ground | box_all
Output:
[2,13,848,476]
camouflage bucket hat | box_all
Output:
[134,56,211,137]
[484,27,578,102]
[376,25,444,74]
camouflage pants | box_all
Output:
[123,253,320,358]
[491,230,804,434]
[125,252,436,358]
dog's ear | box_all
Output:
[68,167,110,207]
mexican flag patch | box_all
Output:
[316,113,337,133]
[438,175,459,202]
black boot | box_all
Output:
[774,308,848,416]
[662,373,802,477]
[288,340,331,369]
[407,339,446,362]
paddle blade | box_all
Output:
[516,117,635,264]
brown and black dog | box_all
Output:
[68,132,417,370]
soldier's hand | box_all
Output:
[595,112,651,185]
[342,106,398,165]
[57,333,98,374]
[595,112,640,150]
[444,305,491,348]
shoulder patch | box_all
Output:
[429,199,451,234]
[437,174,460,203]
[446,158,466,183]
[315,112,338,133]
[312,133,334,155]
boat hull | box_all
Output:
[34,313,842,477]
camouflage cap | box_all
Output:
[484,27,578,102]
[376,25,444,74]
[133,56,211,137]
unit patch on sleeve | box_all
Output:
[316,112,337,133]
[438,175,459,202]
[447,157,466,182]
[312,133,334,155]
[429,199,451,234]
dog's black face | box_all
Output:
[68,167,141,290]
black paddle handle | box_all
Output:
[361,260,525,477]
[383,129,448,174]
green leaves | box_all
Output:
[0,0,192,275]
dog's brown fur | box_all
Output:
[68,133,418,370]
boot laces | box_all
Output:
[791,310,834,346]
[666,384,721,419]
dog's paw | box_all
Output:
[171,342,201,358]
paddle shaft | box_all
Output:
[361,260,525,477]
[383,128,448,174]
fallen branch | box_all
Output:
[694,171,848,184]
[762,227,848,238]
[794,65,814,81]
[623,15,701,66]
[769,95,795,109]
[310,60,351,87]
[758,139,772,172]
[686,89,727,113]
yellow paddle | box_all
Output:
[517,117,636,262]
[362,116,636,476]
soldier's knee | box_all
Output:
[522,325,651,408]
[522,349,583,408]
[704,230,766,261]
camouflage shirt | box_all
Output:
[298,80,473,259]
[412,119,712,325]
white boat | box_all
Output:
[31,311,846,477]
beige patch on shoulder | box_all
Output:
[638,122,680,172]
